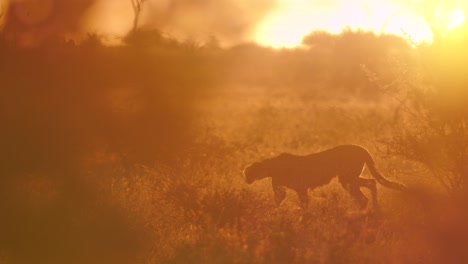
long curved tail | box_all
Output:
[365,152,407,191]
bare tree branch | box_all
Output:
[130,0,148,32]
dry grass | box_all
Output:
[1,30,467,263]
[100,83,458,264]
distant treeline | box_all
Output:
[0,29,416,171]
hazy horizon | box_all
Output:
[1,1,468,263]
[1,0,466,47]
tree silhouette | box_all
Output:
[302,31,336,48]
[130,0,148,33]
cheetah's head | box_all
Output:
[244,161,268,184]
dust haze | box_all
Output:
[1,0,460,45]
[0,0,275,45]
[143,0,274,43]
[0,0,468,263]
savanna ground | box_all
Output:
[1,28,468,264]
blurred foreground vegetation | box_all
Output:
[0,27,467,263]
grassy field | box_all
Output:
[1,29,467,263]
[104,83,451,263]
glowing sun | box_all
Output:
[446,8,465,30]
[253,1,435,48]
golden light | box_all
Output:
[254,8,320,48]
[254,0,434,48]
[81,0,134,45]
[254,1,313,48]
[446,8,465,30]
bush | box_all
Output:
[374,26,468,195]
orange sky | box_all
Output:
[254,0,433,47]
[255,0,467,47]
[82,0,466,47]
[2,0,467,47]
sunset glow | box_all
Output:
[4,0,466,48]
[3,0,468,263]
[447,8,465,30]
[82,0,134,40]
[76,0,468,48]
[254,0,438,48]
